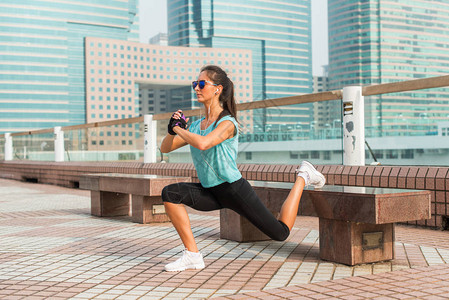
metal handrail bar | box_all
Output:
[363,75,449,96]
[6,116,145,137]
[153,90,343,120]
[1,74,448,138]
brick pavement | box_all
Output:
[0,178,448,299]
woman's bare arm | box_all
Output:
[174,120,235,151]
[160,133,188,153]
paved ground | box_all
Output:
[0,178,448,299]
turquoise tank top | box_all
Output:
[189,115,242,188]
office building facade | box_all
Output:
[86,37,253,148]
[0,0,139,134]
[328,0,449,137]
[313,73,336,133]
[86,37,252,123]
[167,0,313,133]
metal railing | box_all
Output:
[1,75,448,165]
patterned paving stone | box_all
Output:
[0,178,448,299]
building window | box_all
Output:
[386,150,398,159]
[245,152,252,160]
[401,150,414,159]
[373,151,383,159]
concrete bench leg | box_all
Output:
[318,218,394,265]
[132,195,170,224]
[91,191,130,217]
[220,209,270,242]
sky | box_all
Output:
[139,0,328,76]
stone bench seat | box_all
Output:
[220,182,431,266]
[79,173,191,224]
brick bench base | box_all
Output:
[80,173,191,224]
[220,182,431,265]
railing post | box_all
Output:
[144,114,157,163]
[342,86,365,166]
[4,133,13,161]
[54,126,64,162]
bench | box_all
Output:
[220,182,431,266]
[79,173,191,224]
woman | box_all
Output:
[160,65,325,272]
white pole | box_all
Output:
[144,114,157,163]
[54,126,64,162]
[4,133,13,161]
[342,86,365,166]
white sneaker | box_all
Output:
[164,249,205,272]
[297,161,326,189]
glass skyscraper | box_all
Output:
[0,0,139,134]
[328,0,449,137]
[167,0,313,132]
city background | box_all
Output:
[1,2,449,299]
[1,0,448,166]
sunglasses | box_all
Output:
[192,80,218,90]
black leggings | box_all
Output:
[161,177,290,241]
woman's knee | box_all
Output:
[265,221,290,241]
[161,185,169,202]
[162,184,182,204]
[271,232,289,242]
[273,221,290,241]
